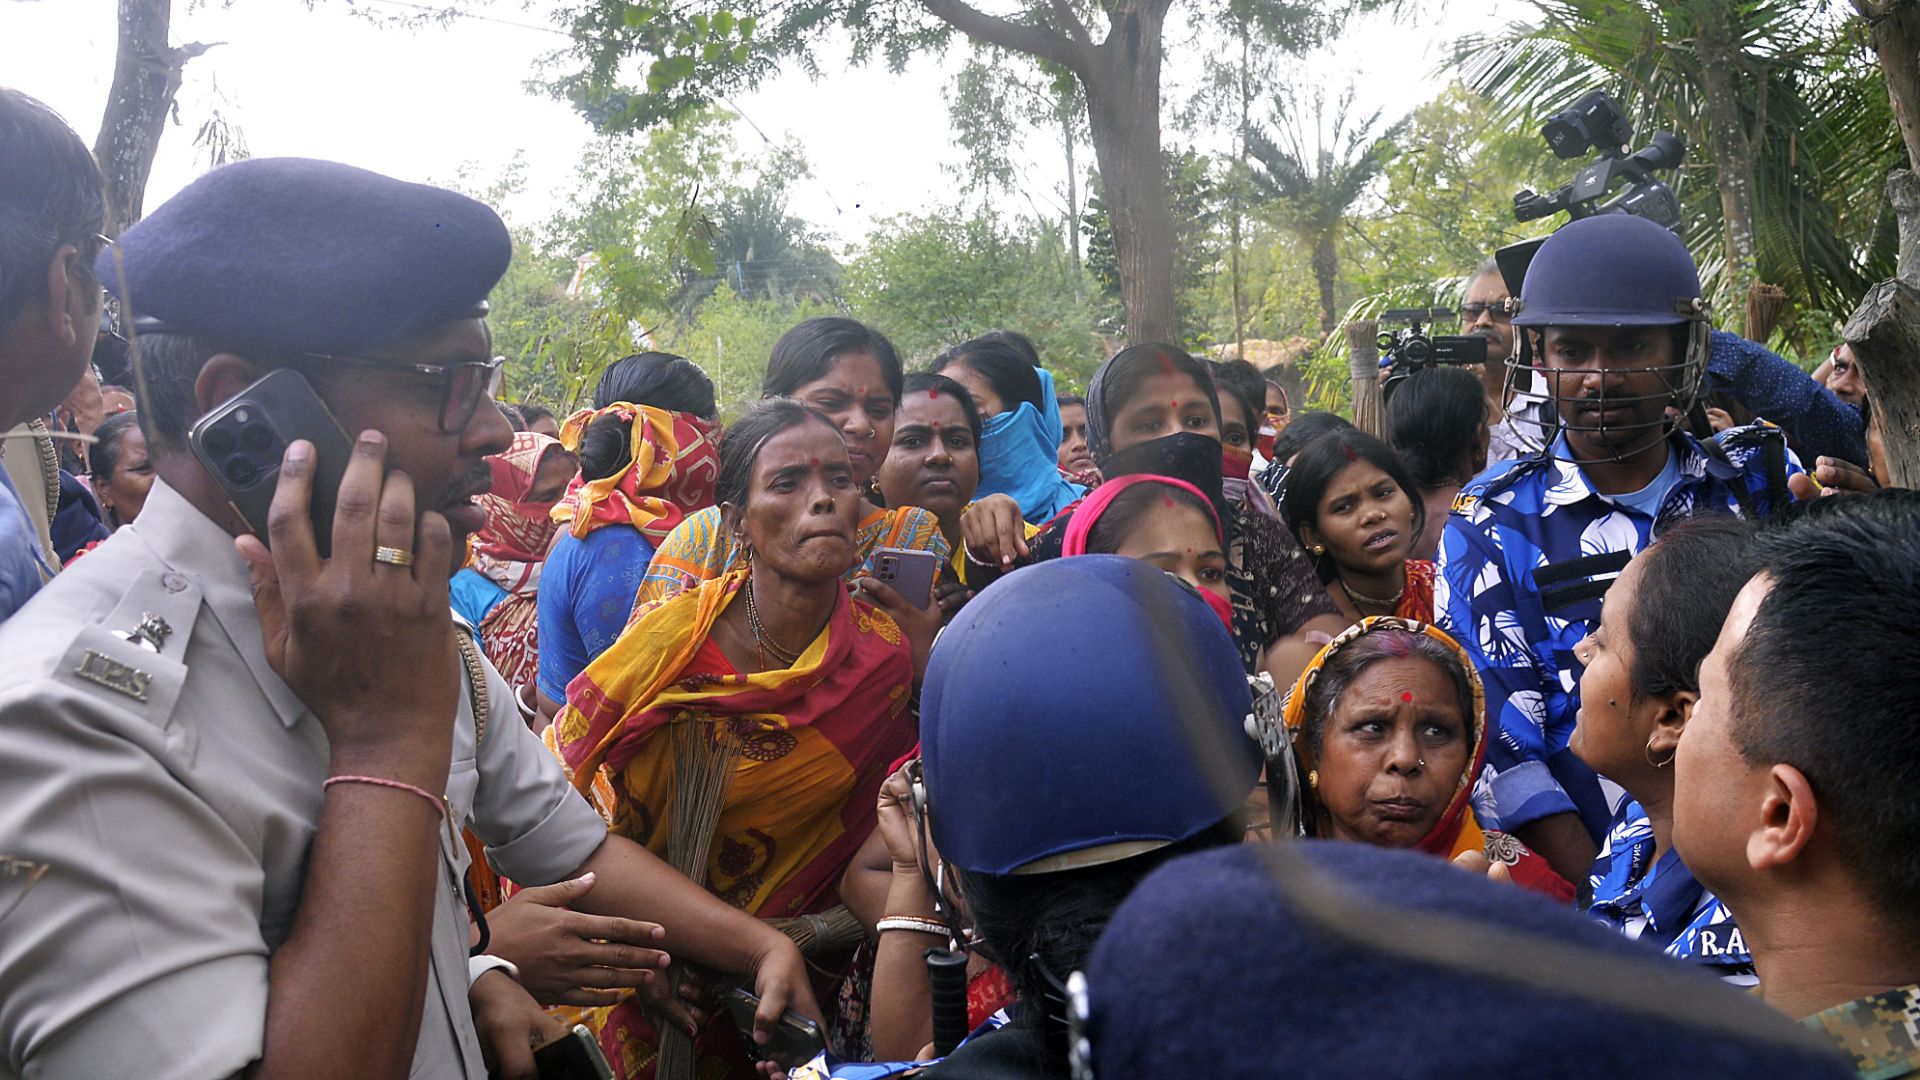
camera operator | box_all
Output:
[1435,214,1800,888]
[1463,258,1553,464]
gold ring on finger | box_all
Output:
[373,545,416,568]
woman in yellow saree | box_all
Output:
[555,400,936,1080]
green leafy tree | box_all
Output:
[660,284,840,413]
[538,0,1396,345]
[844,207,1102,384]
[1344,84,1563,295]
[671,142,842,315]
[1454,0,1899,342]
[1245,87,1400,335]
[1084,149,1221,346]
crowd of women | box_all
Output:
[180,299,1878,1080]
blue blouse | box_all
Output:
[536,525,656,702]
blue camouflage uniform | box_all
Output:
[1436,425,1798,840]
[1587,800,1756,985]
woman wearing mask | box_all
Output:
[931,336,1083,524]
[963,344,1341,685]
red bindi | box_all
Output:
[928,389,940,399]
[1401,692,1414,703]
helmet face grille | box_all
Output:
[1499,321,1710,466]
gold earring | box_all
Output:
[1307,769,1318,789]
[1310,545,1325,556]
[1645,734,1675,769]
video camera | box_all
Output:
[1378,308,1488,398]
[1512,91,1687,231]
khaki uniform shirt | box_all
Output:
[0,480,609,1079]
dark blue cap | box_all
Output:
[920,556,1258,876]
[1511,213,1704,328]
[98,157,511,353]
[1083,842,1850,1079]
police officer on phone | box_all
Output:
[0,157,818,1080]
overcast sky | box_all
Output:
[2,0,1527,250]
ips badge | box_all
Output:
[73,649,152,702]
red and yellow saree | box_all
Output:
[553,569,917,1078]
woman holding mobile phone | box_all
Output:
[555,400,942,1080]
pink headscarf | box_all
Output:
[1060,473,1234,629]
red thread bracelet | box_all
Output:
[324,774,447,818]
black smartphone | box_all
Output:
[870,546,943,610]
[187,368,354,557]
[532,1024,613,1080]
[725,987,826,1066]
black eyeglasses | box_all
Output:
[1461,299,1515,320]
[299,352,505,433]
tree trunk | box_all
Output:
[1348,319,1383,437]
[1842,279,1920,488]
[1230,16,1251,360]
[1856,0,1920,172]
[1892,169,1920,286]
[1062,104,1080,275]
[1692,0,1759,333]
[1082,1,1176,345]
[93,0,218,234]
[1311,231,1339,336]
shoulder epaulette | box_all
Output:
[47,569,203,732]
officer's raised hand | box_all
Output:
[236,430,459,789]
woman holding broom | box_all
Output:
[554,399,940,1079]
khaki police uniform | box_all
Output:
[0,480,610,1079]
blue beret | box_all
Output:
[920,555,1258,876]
[1083,842,1850,1079]
[99,157,511,354]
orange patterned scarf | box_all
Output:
[552,402,720,543]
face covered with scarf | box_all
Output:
[471,431,577,593]
[1284,618,1485,854]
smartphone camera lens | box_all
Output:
[239,423,274,452]
[202,426,235,456]
[223,457,259,487]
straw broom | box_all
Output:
[654,718,743,1080]
[1746,284,1788,344]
